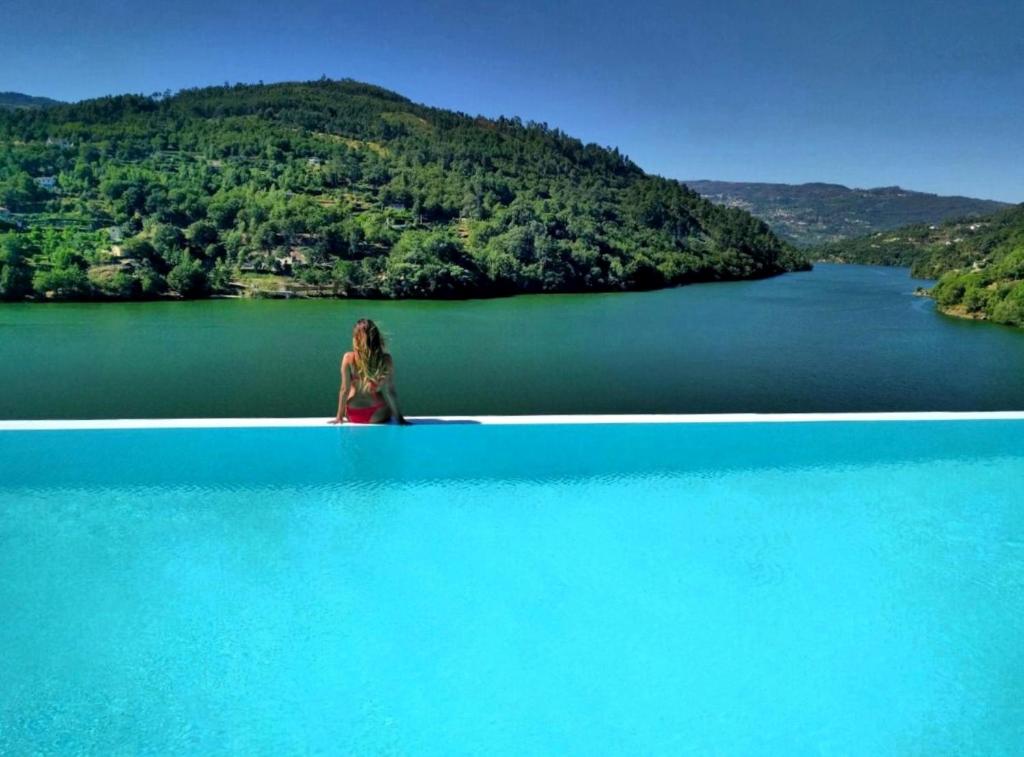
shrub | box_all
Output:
[166,256,209,298]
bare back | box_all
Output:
[342,351,392,408]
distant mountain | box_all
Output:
[0,92,63,110]
[818,205,1024,327]
[685,180,1010,247]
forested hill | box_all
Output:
[0,78,807,302]
[686,180,1009,247]
[817,205,1024,327]
[0,92,64,110]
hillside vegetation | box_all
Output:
[0,78,807,301]
[686,180,1008,247]
[817,205,1024,327]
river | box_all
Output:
[1,263,1022,419]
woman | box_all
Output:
[329,318,408,425]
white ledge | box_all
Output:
[1,411,1024,431]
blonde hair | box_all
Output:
[351,318,388,390]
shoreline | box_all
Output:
[937,303,989,322]
[0,265,814,305]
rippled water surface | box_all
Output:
[2,421,1023,754]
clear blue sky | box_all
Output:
[3,0,1022,201]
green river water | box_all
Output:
[1,264,1022,419]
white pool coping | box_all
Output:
[1,411,1023,431]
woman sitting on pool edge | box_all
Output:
[329,318,409,425]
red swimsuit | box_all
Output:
[346,378,386,424]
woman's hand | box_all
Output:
[328,415,346,425]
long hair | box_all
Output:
[351,318,388,389]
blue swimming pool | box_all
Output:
[2,419,1023,754]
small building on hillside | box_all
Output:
[34,175,58,191]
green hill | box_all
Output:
[817,205,1024,327]
[0,92,64,110]
[0,78,807,302]
[685,180,1009,247]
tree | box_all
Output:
[133,260,167,298]
[0,235,34,300]
[0,172,43,211]
[122,237,162,268]
[208,259,234,292]
[32,266,91,300]
[152,224,186,259]
[992,282,1024,326]
[166,255,209,298]
[186,219,220,251]
[90,268,140,299]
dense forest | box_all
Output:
[686,180,1007,247]
[0,78,808,302]
[816,205,1024,326]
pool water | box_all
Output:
[2,421,1023,754]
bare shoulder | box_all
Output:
[342,351,354,364]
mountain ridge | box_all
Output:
[0,92,64,110]
[685,179,1010,247]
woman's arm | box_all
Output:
[328,353,351,424]
[381,354,409,425]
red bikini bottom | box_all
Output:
[347,401,386,424]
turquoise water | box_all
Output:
[2,421,1023,754]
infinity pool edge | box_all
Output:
[3,411,1024,431]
